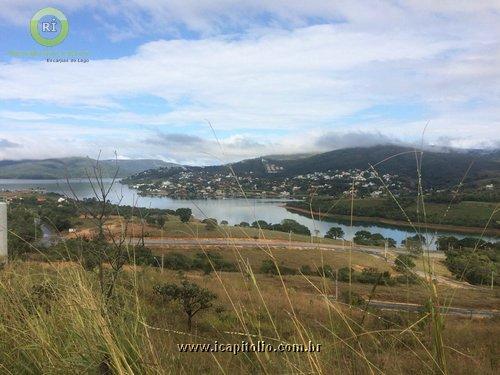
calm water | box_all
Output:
[0,179,495,249]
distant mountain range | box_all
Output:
[233,145,500,187]
[0,157,178,179]
[126,145,500,189]
[3,146,499,187]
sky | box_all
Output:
[0,1,499,165]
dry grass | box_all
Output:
[0,261,497,374]
[150,245,392,272]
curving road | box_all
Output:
[365,299,500,318]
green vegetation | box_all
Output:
[435,235,499,286]
[287,197,500,230]
[250,219,311,236]
[324,226,344,239]
[125,145,500,190]
[175,207,192,223]
[444,248,498,286]
[154,280,217,331]
[394,254,416,273]
[0,262,497,373]
[260,259,297,275]
[353,230,396,247]
[0,157,175,179]
[1,173,498,373]
[402,234,426,254]
[7,205,41,256]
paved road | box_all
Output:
[365,299,500,318]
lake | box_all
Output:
[0,179,495,249]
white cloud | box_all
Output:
[0,1,499,161]
[2,23,496,125]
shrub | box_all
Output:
[205,221,217,231]
[131,246,156,266]
[357,268,394,285]
[394,254,416,273]
[163,252,192,270]
[192,252,237,274]
[260,260,296,275]
[337,267,353,282]
[318,265,334,278]
[145,215,166,227]
[341,291,364,306]
[299,265,314,275]
[175,208,192,223]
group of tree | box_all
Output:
[353,230,396,247]
[439,236,499,286]
[324,226,344,239]
[436,236,498,251]
[249,219,311,236]
[401,234,427,254]
[444,247,498,286]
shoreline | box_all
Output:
[284,205,500,237]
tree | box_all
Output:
[239,221,250,227]
[353,230,372,245]
[276,219,310,236]
[324,226,344,239]
[7,206,41,257]
[220,220,228,225]
[176,208,192,223]
[251,220,270,229]
[154,281,216,331]
[66,155,128,302]
[436,236,459,251]
[394,254,416,273]
[402,234,426,254]
[386,238,397,248]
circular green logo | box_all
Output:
[30,7,69,47]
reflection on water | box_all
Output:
[0,179,494,250]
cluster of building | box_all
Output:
[129,167,406,199]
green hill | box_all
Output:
[0,157,177,179]
[126,145,500,190]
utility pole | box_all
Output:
[34,217,40,242]
[0,202,7,263]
